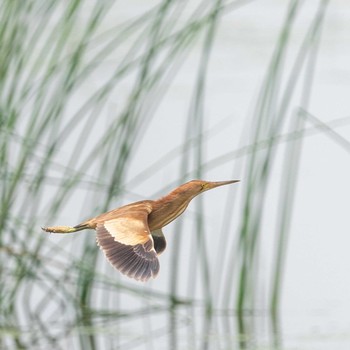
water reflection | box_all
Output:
[4,289,344,349]
[163,305,281,350]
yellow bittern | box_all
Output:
[42,179,239,281]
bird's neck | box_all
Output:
[148,193,196,231]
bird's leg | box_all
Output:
[42,223,90,234]
[42,226,78,234]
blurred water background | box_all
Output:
[1,0,350,349]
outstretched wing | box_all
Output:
[96,202,159,282]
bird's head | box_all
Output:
[176,179,240,199]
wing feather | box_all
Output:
[95,203,160,281]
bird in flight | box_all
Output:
[42,179,239,282]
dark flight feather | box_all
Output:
[96,224,159,281]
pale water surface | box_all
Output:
[5,0,350,349]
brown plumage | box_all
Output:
[42,179,239,282]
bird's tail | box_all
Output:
[42,223,91,234]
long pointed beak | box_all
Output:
[205,180,240,190]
